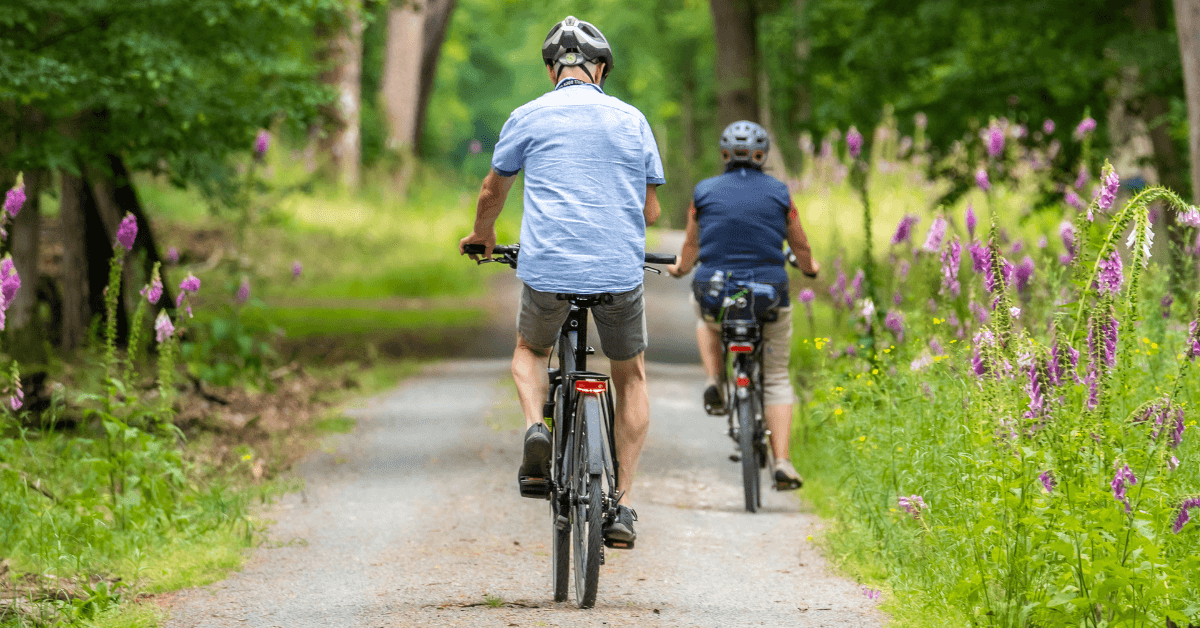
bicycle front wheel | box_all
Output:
[737,392,761,513]
[572,395,604,608]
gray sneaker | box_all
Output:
[517,423,552,499]
[604,505,637,549]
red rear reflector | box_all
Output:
[575,380,607,394]
[736,376,750,387]
[729,343,754,353]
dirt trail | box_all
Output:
[164,231,885,627]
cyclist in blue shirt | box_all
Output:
[667,121,819,491]
[460,16,664,546]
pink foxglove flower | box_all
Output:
[922,215,948,253]
[1111,462,1137,512]
[1098,168,1119,211]
[1,257,20,307]
[4,183,24,218]
[966,203,977,238]
[254,130,270,157]
[884,310,905,341]
[846,127,864,159]
[1039,470,1055,493]
[1075,117,1097,139]
[898,494,927,517]
[940,238,961,298]
[986,125,1004,158]
[891,214,919,246]
[140,274,163,305]
[292,260,303,278]
[166,246,180,264]
[1065,190,1085,211]
[1074,166,1089,190]
[179,273,201,294]
[116,213,137,251]
[154,310,175,343]
[236,277,251,303]
[1042,119,1055,135]
[798,289,815,304]
[975,168,991,191]
[1172,497,1200,533]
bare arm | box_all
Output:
[667,202,700,278]
[459,169,517,259]
[786,199,820,277]
[643,184,661,226]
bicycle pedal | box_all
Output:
[604,538,634,550]
[728,453,741,463]
[518,477,551,500]
[704,404,726,416]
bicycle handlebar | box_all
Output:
[463,243,676,266]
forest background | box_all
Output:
[3,0,1200,625]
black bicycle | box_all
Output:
[697,276,782,513]
[464,243,675,608]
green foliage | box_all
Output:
[0,0,340,196]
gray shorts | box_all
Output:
[518,283,648,361]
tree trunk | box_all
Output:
[380,2,425,152]
[7,168,46,362]
[414,0,456,156]
[315,3,365,189]
[709,0,760,127]
[58,171,92,352]
[1176,0,1200,203]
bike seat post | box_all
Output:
[565,303,590,373]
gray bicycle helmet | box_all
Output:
[542,16,614,83]
[720,120,770,168]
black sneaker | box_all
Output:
[517,423,551,499]
[604,505,637,549]
[773,459,803,491]
[703,384,723,414]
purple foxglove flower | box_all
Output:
[469,139,483,155]
[975,168,991,191]
[940,238,962,297]
[911,353,933,371]
[292,260,303,278]
[914,112,928,130]
[1075,117,1097,139]
[850,269,865,299]
[1180,206,1200,228]
[116,213,138,251]
[892,291,902,307]
[4,184,24,218]
[891,214,920,246]
[930,337,944,355]
[1009,240,1024,255]
[885,310,905,341]
[986,125,1005,158]
[966,204,977,238]
[1065,190,1085,211]
[1,257,20,307]
[1085,371,1099,410]
[1173,497,1200,533]
[922,216,948,253]
[180,273,201,294]
[798,289,815,304]
[1067,344,1081,381]
[1096,251,1123,296]
[236,278,251,304]
[154,310,175,343]
[1098,169,1119,211]
[1037,236,1048,249]
[969,241,989,273]
[1075,166,1089,190]
[970,300,989,325]
[1048,340,1064,387]
[1059,221,1076,256]
[898,259,911,282]
[830,269,847,309]
[1039,470,1055,493]
[1172,407,1187,448]
[1001,256,1015,285]
[1015,256,1034,293]
[1102,316,1118,368]
[1111,463,1137,512]
[1169,456,1180,472]
[140,273,163,305]
[166,246,179,264]
[862,588,881,600]
[1161,293,1174,318]
[1189,319,1200,360]
[254,130,270,157]
[898,494,927,517]
[1042,119,1055,135]
[10,387,21,411]
[1025,359,1044,418]
[847,127,864,159]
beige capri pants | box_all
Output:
[691,294,796,406]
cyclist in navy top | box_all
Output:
[667,120,819,490]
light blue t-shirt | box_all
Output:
[491,78,666,294]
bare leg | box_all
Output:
[610,354,649,505]
[766,403,793,460]
[696,321,723,386]
[512,335,551,428]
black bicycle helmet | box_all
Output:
[542,16,614,82]
[720,120,770,168]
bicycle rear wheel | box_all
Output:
[550,396,569,602]
[737,393,761,513]
[572,395,604,608]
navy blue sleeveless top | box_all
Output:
[694,167,791,306]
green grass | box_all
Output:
[267,305,485,339]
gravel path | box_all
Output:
[165,232,886,627]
